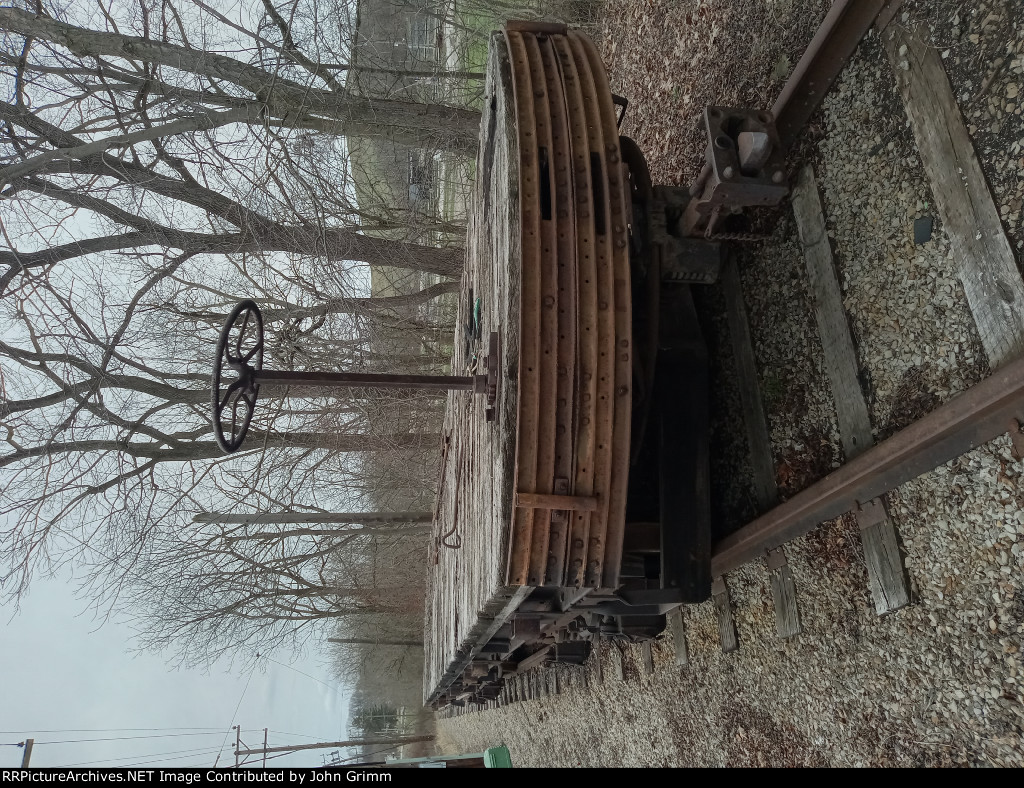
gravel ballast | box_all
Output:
[436,0,1024,767]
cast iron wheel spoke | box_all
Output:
[218,377,245,410]
[242,343,260,363]
[234,309,251,358]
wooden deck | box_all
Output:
[424,35,524,705]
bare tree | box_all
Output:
[118,517,429,667]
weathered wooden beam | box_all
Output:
[667,607,689,666]
[767,548,801,638]
[883,23,1024,368]
[515,492,599,511]
[712,576,738,653]
[792,165,910,615]
[641,640,655,675]
[720,253,780,512]
[722,253,804,637]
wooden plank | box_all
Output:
[641,640,655,675]
[720,252,779,512]
[792,165,910,614]
[514,644,553,674]
[515,492,598,511]
[792,166,874,459]
[712,576,738,653]
[609,641,625,681]
[667,607,689,666]
[721,257,803,635]
[883,23,1024,369]
[767,548,801,639]
[858,497,909,614]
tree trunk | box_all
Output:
[0,8,480,149]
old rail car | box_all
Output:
[423,19,795,710]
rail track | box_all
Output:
[429,0,1024,714]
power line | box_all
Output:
[263,656,341,694]
[269,730,338,741]
[10,732,227,746]
[0,728,226,734]
[64,745,226,768]
[134,749,228,768]
[213,657,261,767]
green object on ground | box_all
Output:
[483,745,512,768]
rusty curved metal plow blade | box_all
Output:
[503,29,541,587]
[573,31,633,590]
[520,32,560,588]
[538,33,579,588]
[552,34,598,590]
[568,31,617,590]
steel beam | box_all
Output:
[711,355,1024,575]
[772,0,889,150]
[253,370,478,390]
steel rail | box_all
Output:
[772,0,891,150]
[553,33,600,590]
[569,31,617,589]
[575,31,633,590]
[711,355,1024,576]
[504,29,541,587]
[522,32,559,588]
[539,33,578,587]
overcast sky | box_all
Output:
[1,570,351,769]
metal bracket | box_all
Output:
[766,547,787,571]
[551,477,570,524]
[855,496,888,530]
[612,93,629,128]
[681,106,789,238]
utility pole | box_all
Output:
[19,739,33,767]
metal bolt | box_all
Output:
[722,166,735,179]
[772,169,786,184]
